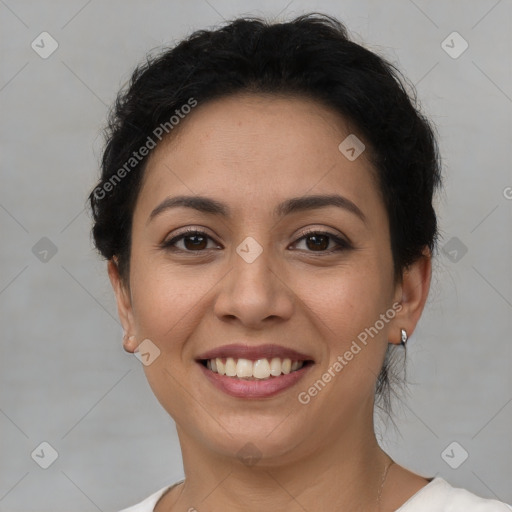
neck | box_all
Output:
[169,409,393,511]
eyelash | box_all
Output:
[160,227,351,255]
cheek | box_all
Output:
[128,262,204,413]
[128,256,216,352]
[129,256,183,340]
[293,260,392,344]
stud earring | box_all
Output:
[400,328,408,346]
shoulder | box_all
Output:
[397,476,512,512]
[116,482,178,512]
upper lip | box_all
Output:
[196,344,315,362]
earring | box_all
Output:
[400,328,408,346]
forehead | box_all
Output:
[136,93,382,222]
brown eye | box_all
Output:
[305,233,329,251]
[161,229,350,254]
[293,231,350,253]
[182,233,208,250]
[161,230,218,252]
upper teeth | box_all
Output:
[206,357,304,379]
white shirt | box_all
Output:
[118,477,512,511]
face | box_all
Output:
[111,93,420,465]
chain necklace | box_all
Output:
[376,459,395,511]
[164,458,396,511]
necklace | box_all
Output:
[163,459,396,511]
[376,459,395,511]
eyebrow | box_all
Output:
[148,194,367,225]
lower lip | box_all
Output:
[197,362,313,398]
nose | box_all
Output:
[213,241,295,329]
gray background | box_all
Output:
[1,1,511,511]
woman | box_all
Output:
[88,13,512,512]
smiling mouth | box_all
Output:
[199,357,315,380]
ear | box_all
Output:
[108,258,138,353]
[389,247,432,345]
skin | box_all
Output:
[109,93,432,512]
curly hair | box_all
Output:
[88,12,442,419]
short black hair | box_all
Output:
[88,12,442,418]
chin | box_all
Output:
[196,416,310,466]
